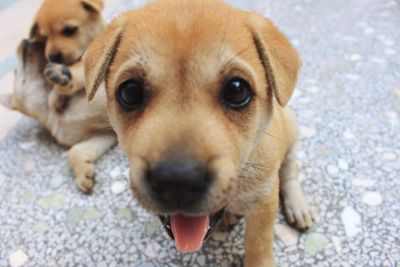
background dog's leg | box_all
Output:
[244,179,279,267]
[48,89,69,113]
[279,144,315,230]
[68,133,117,193]
[45,61,85,96]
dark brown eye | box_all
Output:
[62,26,78,37]
[117,79,145,111]
[222,77,252,109]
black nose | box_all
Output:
[147,160,212,211]
[48,52,64,63]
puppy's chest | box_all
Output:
[226,166,278,215]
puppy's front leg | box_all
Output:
[244,180,279,267]
[45,61,85,96]
[279,144,315,230]
[68,132,117,193]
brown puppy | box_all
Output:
[84,0,314,265]
[0,0,114,193]
[30,0,105,112]
[0,40,116,193]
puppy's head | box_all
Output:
[30,0,104,65]
[84,0,300,252]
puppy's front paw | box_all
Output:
[74,162,95,194]
[281,179,315,230]
[44,63,72,88]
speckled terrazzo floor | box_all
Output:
[1,0,400,266]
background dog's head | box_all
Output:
[30,0,104,65]
[83,0,301,251]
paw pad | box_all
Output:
[44,63,72,86]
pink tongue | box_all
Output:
[171,214,209,253]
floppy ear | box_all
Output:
[83,17,125,101]
[81,0,104,13]
[249,14,302,107]
[0,94,16,110]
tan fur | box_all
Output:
[30,0,104,64]
[1,40,116,193]
[84,0,314,265]
[0,0,116,193]
[30,0,105,112]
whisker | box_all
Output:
[220,43,254,70]
[246,165,267,172]
[263,131,287,144]
[240,162,270,179]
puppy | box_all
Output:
[0,40,116,193]
[84,0,314,265]
[30,0,105,112]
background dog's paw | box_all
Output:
[74,162,95,194]
[281,180,316,230]
[44,63,72,86]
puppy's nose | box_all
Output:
[148,160,211,210]
[48,52,64,63]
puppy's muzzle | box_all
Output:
[48,52,64,63]
[147,159,212,213]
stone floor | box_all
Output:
[0,0,399,266]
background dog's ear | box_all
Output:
[83,17,125,101]
[29,21,46,43]
[249,14,302,107]
[81,0,104,13]
[0,94,16,110]
[29,22,40,42]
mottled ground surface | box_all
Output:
[1,0,399,266]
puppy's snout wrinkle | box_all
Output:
[147,159,212,212]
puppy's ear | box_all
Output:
[81,0,104,13]
[0,94,16,110]
[249,14,301,107]
[29,22,41,42]
[83,17,125,101]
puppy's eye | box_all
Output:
[62,26,78,37]
[117,79,145,111]
[222,77,252,109]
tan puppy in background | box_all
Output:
[3,0,116,193]
[1,40,116,193]
[30,0,105,112]
[84,0,315,265]
[0,0,115,193]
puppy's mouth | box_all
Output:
[159,209,225,253]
